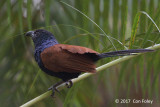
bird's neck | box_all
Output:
[34,39,58,53]
[34,39,58,64]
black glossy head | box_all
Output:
[25,29,59,49]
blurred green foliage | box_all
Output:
[0,0,160,107]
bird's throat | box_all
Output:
[34,39,58,53]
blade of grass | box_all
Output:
[7,0,15,54]
[45,0,50,27]
[131,0,138,25]
[140,0,147,32]
[63,32,128,49]
[113,0,119,38]
[27,0,32,30]
[141,11,160,46]
[103,0,110,33]
[129,12,141,49]
[18,0,26,48]
[121,0,128,44]
[23,70,41,103]
[60,1,117,50]
[63,82,81,107]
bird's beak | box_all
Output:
[25,31,34,37]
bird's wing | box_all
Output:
[40,44,99,73]
[56,44,99,54]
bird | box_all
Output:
[25,29,154,96]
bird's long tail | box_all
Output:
[98,49,154,59]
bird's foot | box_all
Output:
[48,81,64,97]
[65,80,73,88]
[48,80,73,97]
[48,85,60,97]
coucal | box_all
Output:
[25,29,153,95]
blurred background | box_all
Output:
[0,0,160,107]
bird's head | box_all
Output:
[25,29,58,49]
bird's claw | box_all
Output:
[48,85,60,97]
[48,80,73,97]
[65,80,73,88]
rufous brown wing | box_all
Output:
[40,44,99,73]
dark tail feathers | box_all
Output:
[98,49,154,59]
